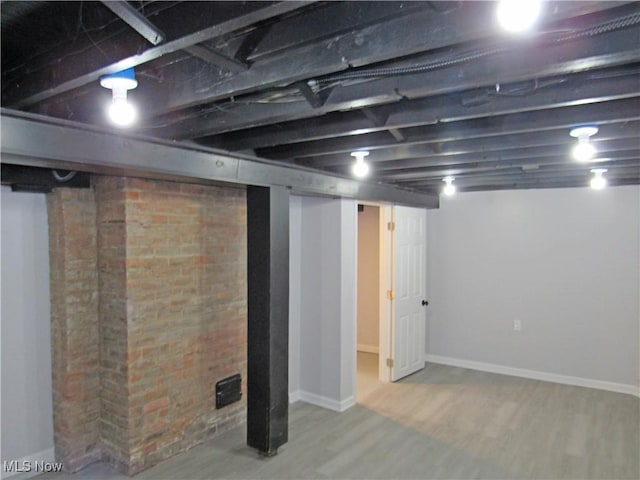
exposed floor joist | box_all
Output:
[2,1,638,193]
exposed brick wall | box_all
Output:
[47,189,101,473]
[48,177,247,475]
[94,177,130,472]
[123,178,247,474]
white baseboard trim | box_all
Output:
[289,390,301,404]
[357,344,379,354]
[297,391,356,412]
[1,448,56,479]
[425,354,640,398]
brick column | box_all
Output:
[47,177,247,475]
[94,177,130,472]
[47,189,101,472]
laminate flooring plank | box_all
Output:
[31,353,639,480]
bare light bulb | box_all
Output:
[352,160,370,178]
[108,95,136,127]
[570,125,599,162]
[590,169,607,190]
[573,141,596,162]
[497,0,542,33]
[351,151,370,178]
[442,176,456,196]
[100,69,138,127]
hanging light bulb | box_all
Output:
[351,151,370,178]
[570,125,599,162]
[590,168,607,190]
[497,0,542,33]
[100,68,138,127]
[442,176,456,196]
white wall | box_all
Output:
[426,186,640,391]
[1,188,55,471]
[293,196,357,411]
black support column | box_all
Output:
[246,185,289,456]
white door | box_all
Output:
[391,206,427,381]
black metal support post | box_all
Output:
[247,185,290,456]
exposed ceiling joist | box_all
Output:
[258,97,640,160]
[201,72,640,151]
[184,45,249,73]
[300,121,640,168]
[8,1,315,108]
[2,1,638,194]
[101,0,165,45]
[162,23,640,139]
[397,162,640,185]
[155,2,632,120]
[376,150,640,181]
[367,139,640,173]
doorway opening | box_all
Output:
[355,203,428,401]
[356,203,393,401]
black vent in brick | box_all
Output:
[216,374,242,409]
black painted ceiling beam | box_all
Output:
[7,2,315,109]
[404,173,640,193]
[403,174,640,194]
[138,2,501,118]
[326,23,640,109]
[405,167,640,187]
[259,98,640,161]
[395,168,640,193]
[101,0,165,45]
[162,18,640,140]
[184,45,249,73]
[377,151,640,182]
[199,71,640,151]
[300,120,640,168]
[339,139,640,174]
[244,1,434,63]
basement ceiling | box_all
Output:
[2,1,639,194]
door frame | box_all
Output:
[378,204,394,383]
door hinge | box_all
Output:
[387,290,395,300]
[387,221,395,231]
[386,358,394,368]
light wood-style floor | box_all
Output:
[32,352,639,479]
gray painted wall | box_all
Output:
[296,197,357,406]
[426,186,640,387]
[289,196,302,396]
[1,188,54,464]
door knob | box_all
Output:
[422,300,429,306]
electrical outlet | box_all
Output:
[513,319,522,331]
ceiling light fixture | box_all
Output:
[351,151,370,178]
[442,176,456,196]
[590,168,607,190]
[497,0,542,33]
[100,68,138,127]
[570,125,598,162]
